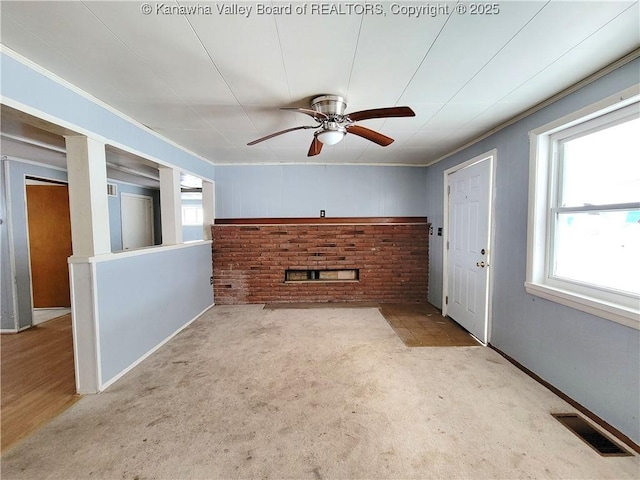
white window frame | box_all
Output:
[526,85,640,330]
[181,204,203,226]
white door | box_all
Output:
[446,156,493,343]
[121,193,154,250]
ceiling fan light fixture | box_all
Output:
[316,129,345,145]
[247,95,415,154]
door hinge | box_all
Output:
[445,296,448,305]
[447,185,450,195]
[446,241,449,250]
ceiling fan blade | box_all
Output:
[307,136,323,157]
[346,125,394,146]
[280,107,328,121]
[347,106,415,122]
[247,125,317,145]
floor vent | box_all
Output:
[552,413,631,456]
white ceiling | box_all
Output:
[1,1,639,166]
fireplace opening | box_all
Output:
[285,269,359,282]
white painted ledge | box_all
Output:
[524,282,639,331]
[68,240,212,264]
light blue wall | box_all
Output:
[215,165,428,218]
[424,58,640,443]
[96,243,213,384]
[0,159,162,329]
[182,225,203,242]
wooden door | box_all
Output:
[26,184,72,308]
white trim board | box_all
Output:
[99,303,215,391]
[68,260,101,394]
[4,160,20,331]
[68,240,212,265]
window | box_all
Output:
[181,192,203,226]
[527,86,639,329]
[181,205,203,226]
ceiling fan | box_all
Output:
[247,95,415,156]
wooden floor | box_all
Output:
[1,314,78,452]
[265,302,479,347]
[379,303,480,347]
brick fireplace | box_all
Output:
[212,217,429,305]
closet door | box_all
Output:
[26,184,72,307]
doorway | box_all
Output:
[442,151,495,344]
[25,179,73,324]
[121,192,154,250]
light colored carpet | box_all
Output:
[2,305,637,479]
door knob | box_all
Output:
[476,261,486,268]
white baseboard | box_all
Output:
[33,308,72,326]
[98,303,215,392]
[2,325,31,333]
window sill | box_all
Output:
[524,281,639,330]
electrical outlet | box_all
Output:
[210,276,213,285]
[320,210,325,217]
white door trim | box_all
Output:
[24,176,70,323]
[442,149,497,344]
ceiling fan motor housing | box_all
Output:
[311,95,347,117]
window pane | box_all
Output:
[182,206,203,226]
[554,210,640,295]
[561,117,640,207]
